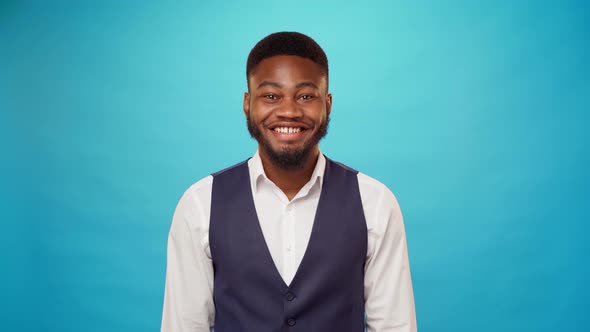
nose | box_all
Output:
[275,97,303,119]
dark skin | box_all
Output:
[244,55,332,200]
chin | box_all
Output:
[262,144,314,170]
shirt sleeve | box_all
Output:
[363,183,417,332]
[161,181,215,332]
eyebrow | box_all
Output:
[257,81,282,89]
[295,82,319,89]
[256,81,319,89]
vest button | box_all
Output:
[286,292,295,301]
[287,318,296,326]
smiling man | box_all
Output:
[161,32,417,332]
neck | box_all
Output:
[259,147,319,201]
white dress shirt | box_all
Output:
[161,151,417,332]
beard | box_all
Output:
[247,114,329,170]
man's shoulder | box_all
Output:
[353,169,401,210]
[180,159,251,201]
[327,158,398,203]
[177,175,214,206]
[211,159,250,177]
[355,171,385,188]
[353,171,404,229]
[326,157,359,174]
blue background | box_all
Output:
[1,1,588,331]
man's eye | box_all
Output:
[299,95,314,101]
[264,94,277,100]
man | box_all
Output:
[161,32,417,332]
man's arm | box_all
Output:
[364,184,417,332]
[161,183,215,332]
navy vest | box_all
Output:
[209,157,367,332]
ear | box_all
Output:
[243,92,250,117]
[326,93,332,116]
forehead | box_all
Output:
[249,55,327,88]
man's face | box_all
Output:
[244,55,332,170]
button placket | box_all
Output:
[281,203,294,283]
[287,204,296,281]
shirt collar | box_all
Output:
[249,149,326,195]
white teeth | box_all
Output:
[274,127,301,134]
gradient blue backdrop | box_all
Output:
[1,1,588,331]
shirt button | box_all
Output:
[286,292,295,301]
[287,318,296,326]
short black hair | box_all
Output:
[246,32,328,85]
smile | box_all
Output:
[273,127,303,134]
